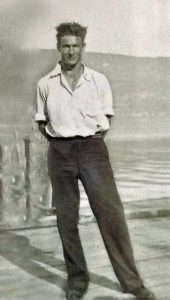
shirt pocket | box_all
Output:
[85,97,102,117]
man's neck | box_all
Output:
[61,62,84,91]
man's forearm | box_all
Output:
[106,115,112,126]
[101,115,112,138]
[37,121,49,139]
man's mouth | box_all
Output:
[67,56,76,60]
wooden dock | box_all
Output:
[0,217,170,300]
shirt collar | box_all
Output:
[48,63,62,78]
[48,62,93,81]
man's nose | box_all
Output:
[69,46,74,55]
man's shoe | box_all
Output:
[65,288,85,300]
[65,281,89,300]
[134,287,156,300]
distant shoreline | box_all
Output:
[107,133,170,141]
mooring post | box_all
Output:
[24,137,31,221]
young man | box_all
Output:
[35,22,156,300]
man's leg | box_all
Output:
[48,140,89,292]
[79,138,144,294]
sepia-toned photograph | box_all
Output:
[0,1,170,299]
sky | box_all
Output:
[0,0,170,57]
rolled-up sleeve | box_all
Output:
[35,79,48,122]
[102,76,115,117]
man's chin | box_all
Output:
[65,57,80,65]
[67,60,77,66]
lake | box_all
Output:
[107,137,170,202]
[80,136,170,205]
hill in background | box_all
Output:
[0,47,170,138]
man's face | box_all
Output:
[57,35,85,68]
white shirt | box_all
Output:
[35,63,114,137]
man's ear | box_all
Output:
[82,43,86,52]
[57,43,60,52]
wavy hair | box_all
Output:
[55,22,87,44]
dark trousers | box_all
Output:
[48,136,143,293]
